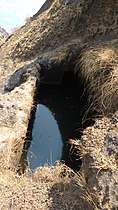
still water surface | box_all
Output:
[27,104,63,168]
[27,74,83,170]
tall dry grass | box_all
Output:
[75,47,118,115]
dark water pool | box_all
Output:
[24,73,85,171]
[27,104,63,168]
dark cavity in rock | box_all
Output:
[20,71,93,172]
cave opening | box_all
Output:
[20,68,94,172]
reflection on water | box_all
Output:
[26,72,84,170]
[27,104,63,168]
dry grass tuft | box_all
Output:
[69,138,88,159]
[33,162,73,183]
[75,47,118,115]
[0,163,96,210]
[75,172,99,210]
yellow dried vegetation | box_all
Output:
[0,162,97,210]
[76,47,118,115]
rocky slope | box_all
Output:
[0,0,117,209]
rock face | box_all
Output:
[0,0,117,209]
[0,77,36,169]
[73,112,118,209]
[0,27,9,46]
[0,27,9,39]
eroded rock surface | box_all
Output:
[0,77,36,169]
[0,27,9,46]
[71,112,118,209]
